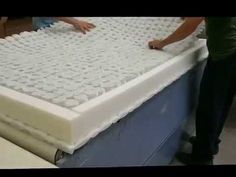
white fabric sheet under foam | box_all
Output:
[0,17,207,153]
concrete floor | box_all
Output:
[215,99,236,164]
[171,99,236,165]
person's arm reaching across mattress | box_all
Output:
[55,17,95,34]
[148,17,204,50]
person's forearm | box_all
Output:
[161,17,204,47]
[54,17,78,25]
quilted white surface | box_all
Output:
[0,17,201,108]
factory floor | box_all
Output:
[171,99,236,165]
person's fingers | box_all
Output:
[83,25,90,31]
[80,26,86,34]
[87,24,94,28]
[89,23,96,28]
[148,42,154,49]
[148,41,153,45]
[154,46,162,50]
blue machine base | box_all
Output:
[58,61,205,167]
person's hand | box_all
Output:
[73,20,95,34]
[148,39,165,50]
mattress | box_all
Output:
[0,17,208,154]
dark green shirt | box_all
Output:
[205,17,236,60]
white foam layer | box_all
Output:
[0,17,207,153]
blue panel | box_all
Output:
[144,125,184,165]
[58,62,205,167]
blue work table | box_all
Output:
[58,60,206,167]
